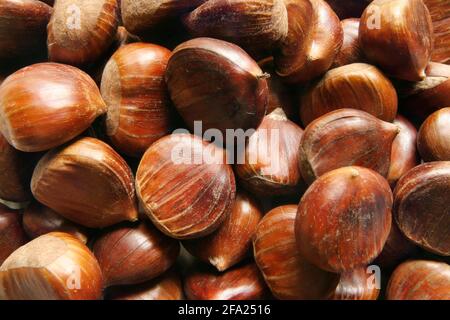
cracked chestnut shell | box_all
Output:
[331,267,380,300]
[296,166,393,272]
[418,108,450,162]
[0,205,27,265]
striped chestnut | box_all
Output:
[331,267,380,300]
[417,108,450,162]
[0,204,27,265]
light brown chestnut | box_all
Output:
[183,0,288,59]
[165,38,268,137]
[0,63,106,152]
[183,192,263,272]
[387,260,450,300]
[0,205,27,265]
[424,0,450,64]
[31,137,138,229]
[359,0,433,81]
[275,0,343,84]
[394,161,450,256]
[235,108,304,196]
[332,19,366,68]
[48,0,120,66]
[101,43,174,157]
[330,267,380,300]
[299,63,398,126]
[325,0,372,19]
[417,108,450,161]
[0,232,103,300]
[136,134,236,239]
[296,166,393,273]
[93,221,180,287]
[254,205,339,300]
[299,109,399,185]
[22,202,88,244]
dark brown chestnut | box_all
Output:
[332,19,366,68]
[330,267,380,300]
[0,204,27,264]
[424,0,450,64]
[296,166,393,273]
[417,108,450,161]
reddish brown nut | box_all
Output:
[387,260,450,300]
[359,0,433,81]
[299,109,399,185]
[0,63,106,152]
[22,202,88,244]
[332,19,366,68]
[184,263,268,300]
[0,205,27,265]
[424,0,450,64]
[0,232,103,300]
[165,38,268,137]
[331,267,380,300]
[387,116,419,188]
[31,137,139,229]
[183,192,263,271]
[235,108,304,196]
[296,166,393,273]
[417,108,450,161]
[93,221,179,287]
[136,134,236,239]
[101,43,174,157]
[325,0,372,19]
[48,0,120,66]
[299,63,398,126]
[254,205,339,300]
[394,161,450,256]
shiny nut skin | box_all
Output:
[332,19,366,68]
[330,267,380,300]
[423,0,450,64]
[0,205,27,265]
[418,108,450,161]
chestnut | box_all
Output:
[253,205,339,300]
[299,109,399,184]
[184,263,268,300]
[394,161,450,256]
[0,205,27,265]
[101,43,174,157]
[325,0,372,19]
[296,166,392,273]
[332,19,366,68]
[424,0,450,64]
[48,0,120,66]
[165,38,268,137]
[417,108,450,162]
[93,221,180,287]
[22,202,88,244]
[0,232,103,300]
[299,63,398,126]
[331,267,380,300]
[183,191,263,272]
[386,260,450,300]
[0,63,107,152]
[136,134,236,239]
[31,137,139,229]
[359,0,433,81]
[235,108,305,196]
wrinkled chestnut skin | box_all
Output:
[254,205,339,300]
[299,109,399,185]
[424,0,450,64]
[296,166,392,273]
[418,108,450,161]
[184,263,268,300]
[325,0,372,19]
[300,63,398,126]
[387,260,450,300]
[394,162,450,256]
[331,267,380,300]
[0,205,27,264]
[93,221,180,287]
[183,192,262,272]
[332,19,366,68]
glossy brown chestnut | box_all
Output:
[424,0,450,64]
[386,260,450,300]
[299,109,399,185]
[183,0,288,58]
[0,63,106,152]
[0,205,27,265]
[417,108,450,161]
[48,0,120,66]
[0,232,103,300]
[22,202,88,244]
[359,0,433,81]
[183,192,263,272]
[394,161,450,256]
[93,221,179,287]
[101,43,174,157]
[136,134,236,239]
[235,108,304,196]
[275,0,343,84]
[387,116,419,188]
[299,63,398,126]
[253,205,339,300]
[184,263,268,300]
[31,137,139,229]
[332,19,366,68]
[296,166,393,272]
[325,0,372,19]
[165,38,268,137]
[331,267,380,300]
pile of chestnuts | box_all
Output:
[0,0,449,301]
